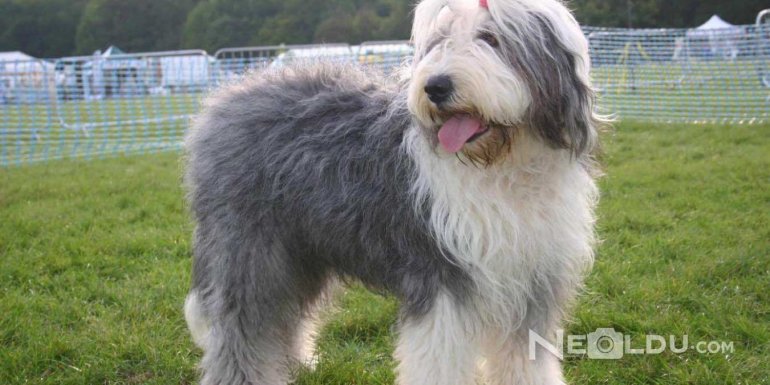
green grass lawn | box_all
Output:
[0,122,768,384]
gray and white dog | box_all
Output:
[184,0,604,384]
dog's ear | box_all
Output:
[411,0,450,60]
[503,12,600,156]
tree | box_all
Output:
[182,0,283,52]
[0,0,88,57]
[182,0,412,52]
[2,0,768,58]
[75,0,199,54]
[315,0,412,43]
[571,0,768,28]
[314,15,357,44]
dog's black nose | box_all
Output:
[424,75,454,105]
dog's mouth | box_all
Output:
[436,114,491,153]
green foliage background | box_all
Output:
[0,0,767,57]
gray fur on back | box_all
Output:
[184,64,471,383]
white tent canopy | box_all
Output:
[0,51,54,74]
[0,51,55,103]
[0,51,53,75]
[0,51,36,62]
[686,15,744,60]
[696,15,737,30]
[687,15,743,37]
[0,51,52,72]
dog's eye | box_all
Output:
[477,31,499,48]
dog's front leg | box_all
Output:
[394,293,479,385]
[480,327,566,385]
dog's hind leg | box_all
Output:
[184,289,212,350]
[190,229,327,385]
[290,280,337,370]
[395,292,479,385]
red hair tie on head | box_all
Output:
[479,0,488,8]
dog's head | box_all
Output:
[408,0,601,165]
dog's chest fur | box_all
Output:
[406,128,597,325]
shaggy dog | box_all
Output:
[184,0,604,384]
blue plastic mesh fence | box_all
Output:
[1,21,768,166]
[586,23,770,124]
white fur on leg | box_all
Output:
[293,312,322,369]
[184,291,211,349]
[292,279,339,369]
[480,330,565,385]
[395,293,479,385]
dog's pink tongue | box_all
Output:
[437,115,484,153]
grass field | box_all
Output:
[0,122,768,384]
